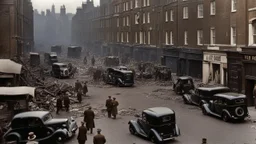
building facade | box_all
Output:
[0,0,34,58]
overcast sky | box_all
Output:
[32,0,100,14]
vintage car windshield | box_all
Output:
[147,115,175,126]
[42,113,53,122]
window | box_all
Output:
[127,16,130,26]
[135,13,139,24]
[210,27,216,45]
[143,0,146,7]
[121,32,124,42]
[135,32,138,43]
[148,31,151,44]
[170,31,173,45]
[140,32,143,44]
[117,32,119,42]
[231,27,236,45]
[123,17,126,26]
[130,0,133,9]
[143,13,146,24]
[197,30,203,45]
[184,31,188,45]
[170,10,174,21]
[144,32,146,44]
[117,18,119,27]
[147,12,150,23]
[253,21,256,44]
[135,0,139,8]
[147,0,150,6]
[126,2,129,10]
[127,32,129,42]
[197,4,203,18]
[165,32,169,44]
[183,7,188,19]
[231,0,237,12]
[165,11,168,22]
[123,3,126,11]
[210,1,216,15]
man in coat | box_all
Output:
[105,96,112,118]
[75,80,83,93]
[83,82,88,96]
[77,121,87,144]
[63,95,70,112]
[93,129,106,144]
[111,97,119,119]
[77,90,82,103]
[83,106,95,134]
[56,96,62,114]
[83,56,87,65]
[91,56,95,66]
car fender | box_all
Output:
[53,129,68,138]
[4,132,21,141]
[222,109,232,118]
[128,120,140,134]
[201,100,207,105]
[202,103,211,113]
[175,124,181,136]
[117,78,124,85]
[183,94,192,103]
[150,129,162,142]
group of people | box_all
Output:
[75,80,88,103]
[56,94,70,114]
[105,96,119,119]
[83,55,95,66]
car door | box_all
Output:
[27,118,51,140]
[191,89,200,105]
[138,114,150,135]
[213,98,225,115]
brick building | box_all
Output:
[0,0,34,58]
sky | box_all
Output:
[31,0,100,14]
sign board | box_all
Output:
[243,55,256,61]
[204,53,227,63]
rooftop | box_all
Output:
[198,87,230,91]
[143,107,174,117]
[178,76,193,80]
[13,111,49,119]
[214,92,246,100]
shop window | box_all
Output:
[253,21,256,44]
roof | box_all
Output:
[112,68,133,74]
[13,111,49,119]
[29,52,39,55]
[68,46,81,48]
[53,62,66,66]
[143,107,174,117]
[0,87,35,97]
[0,59,22,74]
[214,92,246,100]
[198,87,230,91]
[178,76,193,80]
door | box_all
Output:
[245,80,254,106]
[213,98,225,115]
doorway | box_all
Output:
[245,79,255,106]
[223,68,228,86]
[212,64,220,84]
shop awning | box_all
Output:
[0,59,22,74]
[0,87,35,97]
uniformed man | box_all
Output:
[63,95,70,112]
[77,90,82,103]
[91,56,95,66]
[83,82,88,96]
[83,107,95,134]
[111,97,119,119]
[83,56,87,65]
[93,129,106,144]
[77,121,87,144]
[75,80,83,93]
[56,96,62,114]
[105,96,113,118]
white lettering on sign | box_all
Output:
[204,54,221,62]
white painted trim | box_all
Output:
[249,7,256,12]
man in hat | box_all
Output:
[26,132,38,144]
[77,90,83,103]
[93,129,106,144]
[105,96,113,118]
[75,80,83,93]
[111,97,119,119]
[83,106,95,134]
[77,121,87,144]
[56,96,63,114]
[63,95,70,112]
[202,138,207,144]
[91,56,95,66]
[83,81,88,96]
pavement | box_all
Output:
[248,107,256,122]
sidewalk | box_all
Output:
[248,107,256,122]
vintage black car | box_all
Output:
[4,111,78,144]
[128,107,180,143]
[51,63,70,78]
[173,76,195,95]
[202,92,249,122]
[44,52,58,65]
[103,68,134,87]
[183,87,230,106]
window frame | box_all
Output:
[197,30,203,45]
[210,1,216,15]
[231,0,237,12]
[184,31,188,45]
[231,26,236,45]
[197,4,204,18]
[183,7,188,19]
[210,27,216,45]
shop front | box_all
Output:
[202,51,227,85]
[163,47,179,74]
[133,46,160,62]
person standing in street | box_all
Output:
[111,97,119,119]
[91,56,95,66]
[77,90,82,103]
[56,96,62,114]
[63,95,70,112]
[83,106,95,134]
[83,81,88,96]
[83,56,87,65]
[93,129,106,144]
[26,132,38,144]
[77,121,87,144]
[105,96,112,118]
[75,80,83,93]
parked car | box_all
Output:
[202,92,249,122]
[173,76,195,95]
[128,107,180,143]
[44,52,58,65]
[4,111,78,144]
[103,68,134,87]
[51,63,70,78]
[182,87,230,106]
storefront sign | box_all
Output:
[243,55,256,61]
[204,54,221,62]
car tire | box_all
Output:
[202,107,207,115]
[222,113,229,122]
[129,125,136,135]
[55,135,65,144]
[6,135,20,143]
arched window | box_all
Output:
[252,20,256,44]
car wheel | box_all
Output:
[222,113,229,122]
[55,135,65,144]
[150,135,160,144]
[129,125,136,135]
[6,135,20,143]
[202,107,207,115]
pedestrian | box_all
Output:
[77,90,82,103]
[77,121,87,144]
[83,56,87,65]
[93,129,106,144]
[91,56,95,66]
[26,132,38,144]
[83,106,95,134]
[56,96,62,114]
[63,95,70,112]
[202,138,207,144]
[105,96,112,118]
[111,97,119,119]
[75,80,83,93]
[83,81,88,96]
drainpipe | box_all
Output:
[245,0,248,47]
